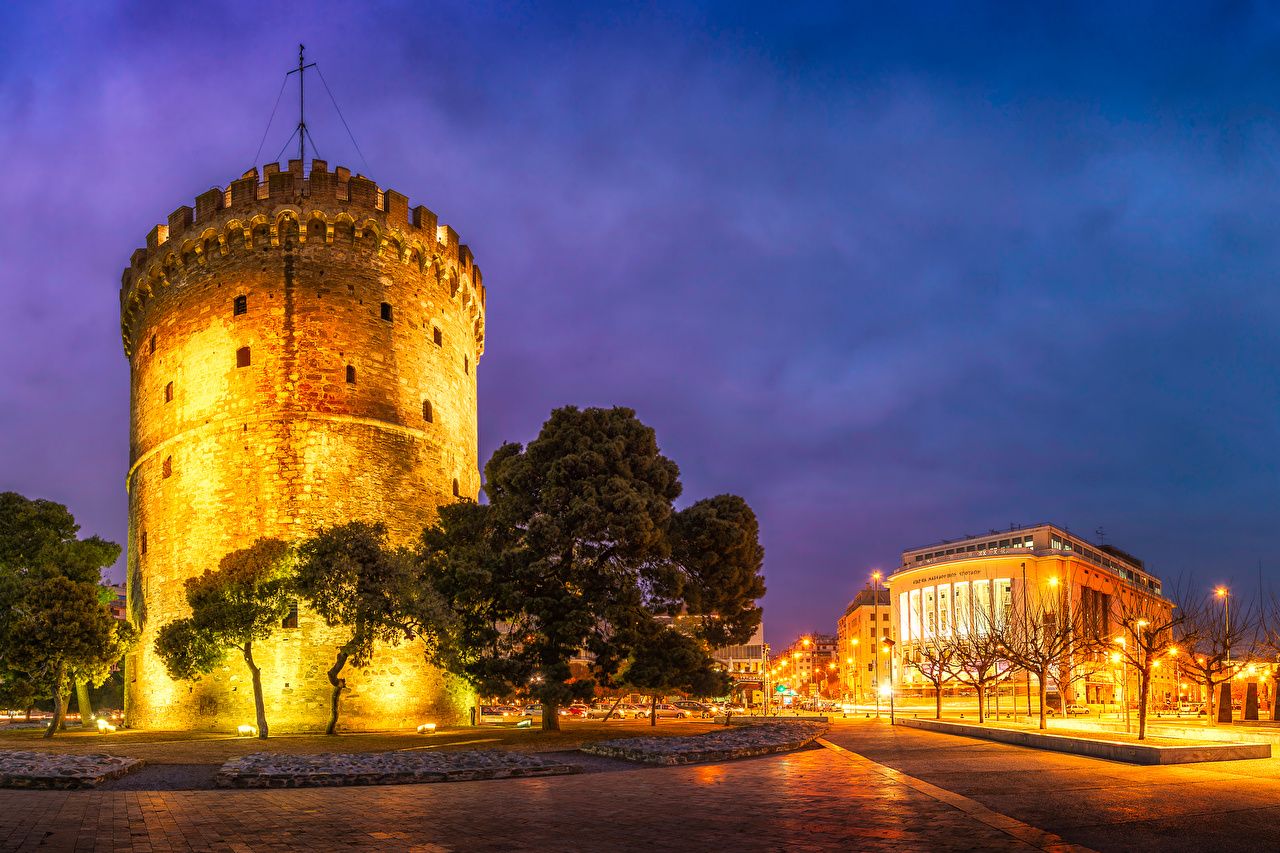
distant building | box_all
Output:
[712,623,767,707]
[889,523,1173,707]
[836,586,891,702]
[775,633,838,699]
[106,584,127,621]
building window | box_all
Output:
[423,400,433,422]
[149,335,156,354]
[236,346,251,368]
[162,456,172,478]
[346,365,356,384]
[464,356,469,374]
[452,478,460,497]
[233,294,247,316]
[140,532,147,555]
[433,327,442,346]
[380,302,393,322]
[282,600,299,629]
[164,381,173,403]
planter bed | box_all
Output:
[0,750,144,789]
[900,717,1270,765]
[216,749,581,788]
[581,721,827,765]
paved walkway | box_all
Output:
[823,718,1280,852]
[0,730,1074,852]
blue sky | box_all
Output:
[1,2,1277,643]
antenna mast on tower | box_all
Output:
[288,44,317,164]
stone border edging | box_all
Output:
[899,717,1271,765]
[581,722,827,765]
[215,751,582,788]
[0,752,146,789]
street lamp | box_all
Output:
[882,638,897,724]
[1216,586,1231,664]
[872,570,883,719]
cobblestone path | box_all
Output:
[0,732,1079,852]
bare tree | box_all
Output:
[1181,590,1258,725]
[997,594,1089,730]
[945,612,1008,724]
[906,639,960,720]
[1100,595,1192,740]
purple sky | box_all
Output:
[2,3,1278,645]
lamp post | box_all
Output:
[883,638,897,724]
[1216,586,1230,664]
[872,571,883,720]
[852,637,861,706]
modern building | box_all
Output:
[106,583,127,621]
[888,523,1173,709]
[774,633,838,699]
[712,623,768,707]
[836,586,891,702]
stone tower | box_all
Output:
[119,160,484,731]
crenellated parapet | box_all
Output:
[119,160,485,358]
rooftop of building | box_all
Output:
[842,587,890,615]
[896,522,1163,597]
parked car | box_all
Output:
[520,704,543,717]
[587,702,631,719]
[673,701,711,717]
[646,703,689,719]
[619,703,651,719]
[1065,704,1091,716]
[558,703,589,717]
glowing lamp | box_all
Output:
[95,718,116,733]
[237,724,257,736]
[416,722,437,734]
[878,684,892,698]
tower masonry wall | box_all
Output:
[120,160,484,732]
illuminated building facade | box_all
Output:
[119,161,482,730]
[889,524,1173,706]
[775,633,838,699]
[836,586,891,701]
[712,623,768,706]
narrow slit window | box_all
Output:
[380,302,393,321]
[149,335,156,354]
[464,356,469,374]
[162,456,172,478]
[423,400,433,422]
[282,600,299,629]
[433,327,442,346]
[233,294,247,316]
[140,532,147,555]
[346,365,356,384]
[164,381,173,403]
[452,478,460,497]
[236,346,251,368]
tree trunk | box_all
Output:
[44,666,65,739]
[1205,676,1217,726]
[650,694,658,727]
[1038,671,1048,730]
[244,642,268,739]
[541,701,560,731]
[325,651,350,736]
[602,694,624,722]
[1137,667,1150,740]
[75,681,94,726]
[935,683,942,719]
[976,685,985,724]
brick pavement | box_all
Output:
[823,717,1280,852]
[0,733,1074,852]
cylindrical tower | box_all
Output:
[119,159,485,731]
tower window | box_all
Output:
[140,532,147,555]
[162,456,172,478]
[164,381,173,403]
[423,400,433,422]
[233,295,247,316]
[464,356,469,374]
[236,346,251,368]
[282,600,299,629]
[452,478,460,497]
[380,302,393,322]
[433,327,442,346]
[346,365,356,384]
[149,335,156,354]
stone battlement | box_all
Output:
[119,161,484,358]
